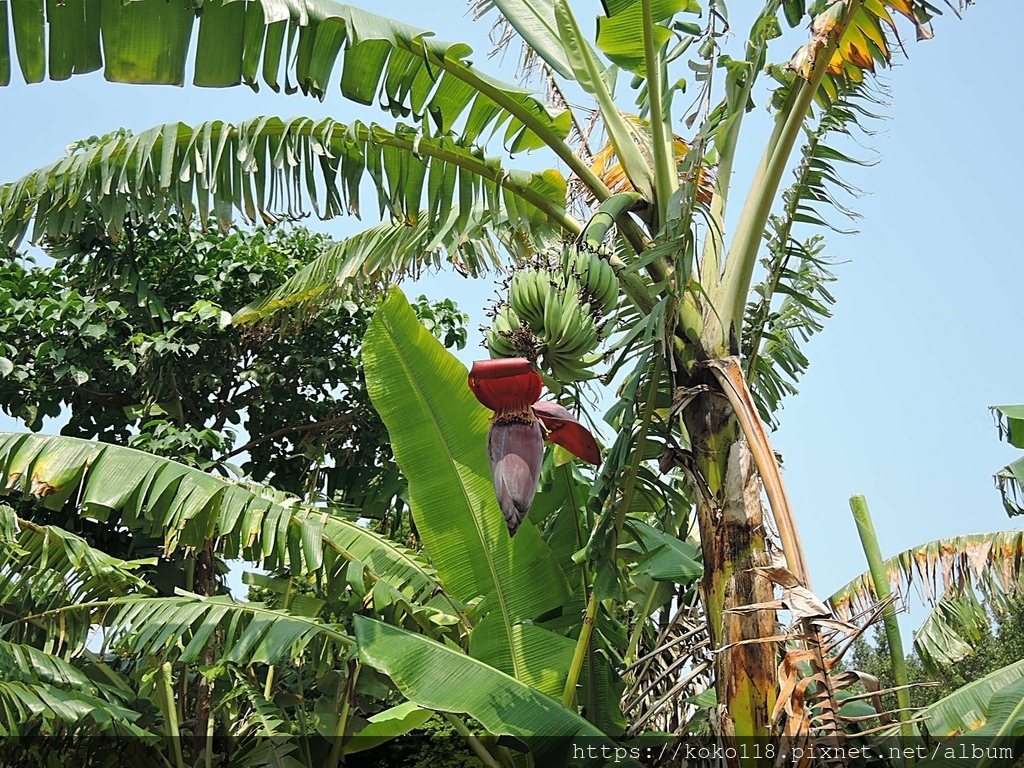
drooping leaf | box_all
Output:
[0,503,153,613]
[354,616,641,766]
[829,531,1024,624]
[0,640,154,742]
[921,659,1024,739]
[0,434,444,615]
[917,677,1024,768]
[473,0,574,79]
[620,518,701,583]
[913,587,989,671]
[345,701,434,754]
[992,404,1024,516]
[1,2,572,149]
[596,0,695,75]
[0,118,569,249]
[233,205,553,325]
[30,592,353,664]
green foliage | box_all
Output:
[360,716,485,768]
[0,0,990,764]
[0,218,467,510]
[852,608,1024,713]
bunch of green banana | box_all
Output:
[560,244,619,317]
[534,279,598,381]
[487,244,617,384]
[509,268,557,334]
[486,307,527,358]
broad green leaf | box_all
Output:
[1,1,571,153]
[100,0,193,84]
[345,701,434,754]
[917,677,1024,768]
[621,519,701,582]
[354,616,640,767]
[8,0,44,84]
[0,117,569,249]
[468,618,575,698]
[363,287,573,685]
[595,1,692,75]
[922,659,1024,739]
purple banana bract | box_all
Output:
[469,358,601,536]
[487,419,544,536]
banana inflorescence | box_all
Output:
[486,242,620,384]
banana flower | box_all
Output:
[468,358,600,536]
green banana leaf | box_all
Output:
[354,615,642,767]
[363,287,574,686]
[232,205,514,324]
[0,433,442,610]
[921,659,1024,739]
[917,676,1024,768]
[0,2,570,148]
[0,117,569,249]
[345,701,434,754]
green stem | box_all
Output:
[444,713,502,768]
[625,585,659,667]
[558,464,591,602]
[411,37,612,205]
[158,662,186,768]
[743,123,825,380]
[613,352,664,534]
[553,0,655,204]
[699,2,780,292]
[641,0,677,224]
[581,192,641,250]
[849,494,916,749]
[327,662,361,768]
[264,577,294,700]
[205,709,214,768]
[562,592,599,706]
[564,352,666,705]
[713,0,863,346]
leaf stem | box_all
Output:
[327,661,360,768]
[642,0,678,224]
[714,0,863,346]
[563,351,666,705]
[444,713,502,768]
[849,494,916,750]
[562,592,600,706]
[158,662,186,768]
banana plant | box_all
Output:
[0,0,974,750]
[0,438,452,766]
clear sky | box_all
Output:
[1,2,1021,626]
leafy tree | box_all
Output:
[0,217,466,511]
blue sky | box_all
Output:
[1,2,1021,625]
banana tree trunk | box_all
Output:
[682,386,777,752]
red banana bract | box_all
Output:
[468,358,600,536]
